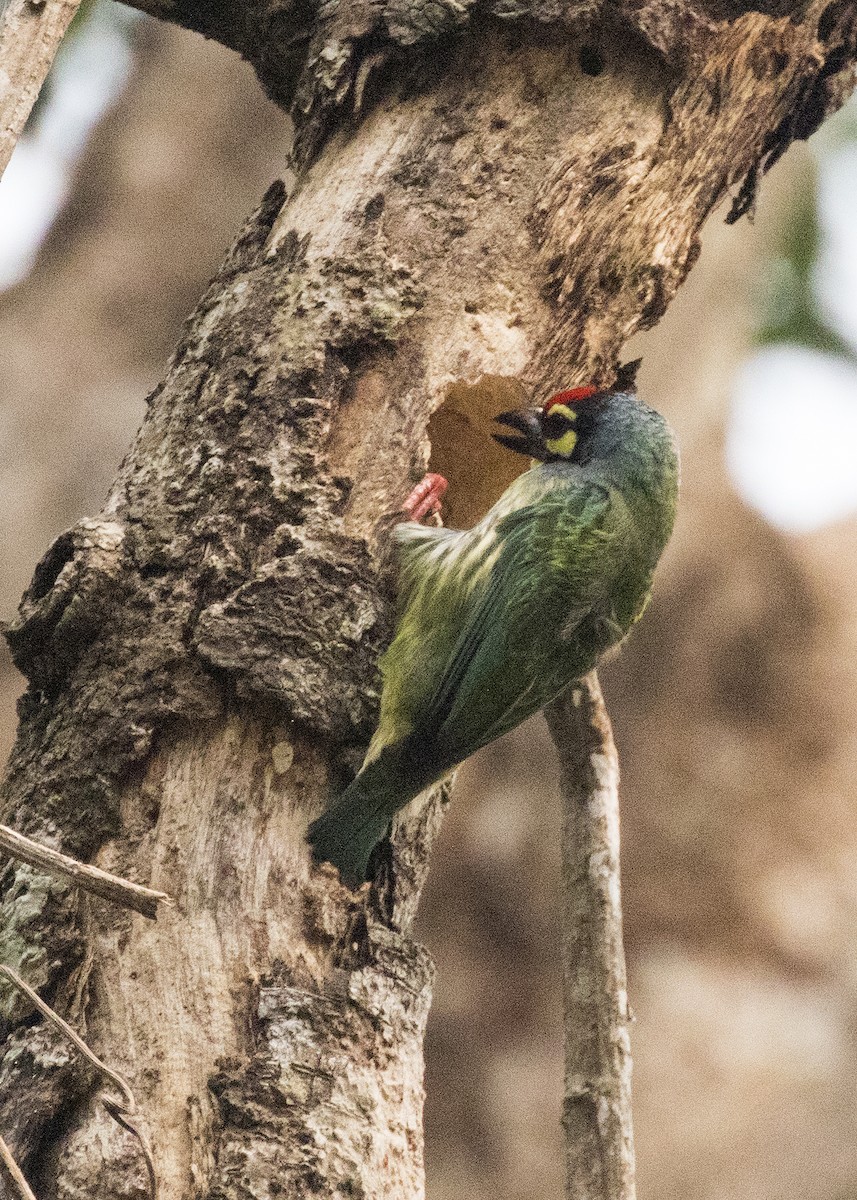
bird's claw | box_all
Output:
[403,473,448,522]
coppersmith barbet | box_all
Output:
[309,364,679,883]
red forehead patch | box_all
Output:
[543,385,598,413]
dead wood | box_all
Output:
[0,1,855,1197]
[0,824,172,919]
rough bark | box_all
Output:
[0,2,855,1200]
[0,18,292,767]
[0,183,444,1199]
[0,1132,37,1200]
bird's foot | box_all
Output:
[403,473,448,522]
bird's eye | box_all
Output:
[543,411,573,439]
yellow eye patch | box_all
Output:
[542,403,578,458]
[545,429,578,457]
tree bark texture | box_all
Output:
[1,2,856,1199]
[0,18,291,662]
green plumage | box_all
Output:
[308,387,678,884]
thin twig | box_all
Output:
[545,672,636,1200]
[0,0,83,178]
[0,1133,38,1200]
[0,967,158,1200]
[0,824,173,919]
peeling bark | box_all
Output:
[1,0,856,1197]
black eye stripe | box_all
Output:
[543,412,574,437]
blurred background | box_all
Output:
[2,8,857,1198]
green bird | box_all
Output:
[308,362,678,884]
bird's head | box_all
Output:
[492,361,641,463]
[492,385,601,463]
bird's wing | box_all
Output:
[419,479,622,761]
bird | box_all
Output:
[308,361,679,885]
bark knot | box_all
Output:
[5,519,126,694]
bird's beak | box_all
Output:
[492,409,543,458]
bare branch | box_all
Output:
[545,674,635,1200]
[0,0,82,178]
[0,824,173,919]
[0,967,157,1200]
[0,1134,38,1200]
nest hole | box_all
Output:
[30,532,76,600]
[579,46,605,76]
[426,376,531,529]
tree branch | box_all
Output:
[546,674,635,1200]
[0,0,82,178]
[0,824,173,919]
[0,1134,37,1200]
[115,0,857,175]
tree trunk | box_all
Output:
[0,18,292,765]
[1,2,855,1198]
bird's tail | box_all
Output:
[308,749,421,886]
